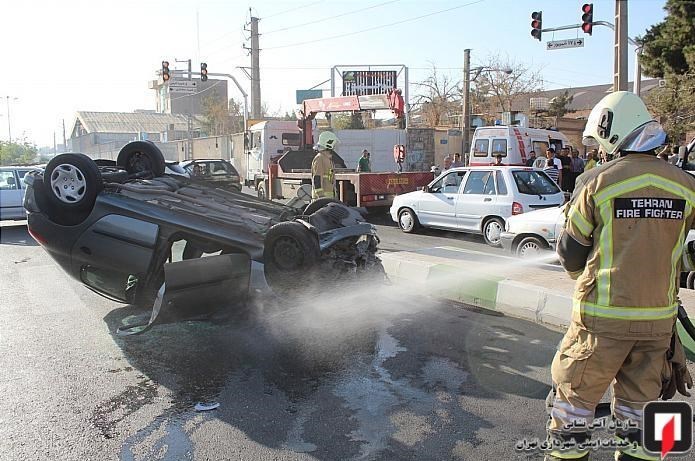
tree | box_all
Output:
[547,90,574,126]
[201,97,245,136]
[645,74,695,143]
[0,140,38,165]
[476,54,544,113]
[412,64,461,127]
[331,112,365,130]
[639,0,695,77]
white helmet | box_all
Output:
[317,131,339,151]
[582,91,666,156]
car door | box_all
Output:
[417,170,466,229]
[0,169,24,220]
[456,170,497,231]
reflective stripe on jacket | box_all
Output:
[563,154,695,339]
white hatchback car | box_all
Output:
[0,166,41,221]
[390,166,565,246]
[500,205,565,259]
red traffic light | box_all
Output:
[530,11,542,42]
[161,60,170,81]
[581,3,593,35]
[200,62,208,82]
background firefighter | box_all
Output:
[546,91,695,461]
[312,131,339,200]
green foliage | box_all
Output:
[331,112,365,130]
[639,0,695,77]
[645,73,695,143]
[0,141,38,165]
[547,91,574,119]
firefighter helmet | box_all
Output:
[317,131,339,151]
[582,91,666,155]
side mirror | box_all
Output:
[421,185,429,192]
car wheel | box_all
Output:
[263,221,320,294]
[515,236,546,259]
[483,217,505,247]
[116,141,166,177]
[304,198,340,215]
[398,208,419,233]
[257,183,266,200]
[44,153,103,225]
[688,271,695,290]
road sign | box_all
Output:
[168,80,197,89]
[546,38,584,50]
[169,86,197,94]
[296,89,323,104]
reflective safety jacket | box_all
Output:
[563,154,695,339]
[311,150,335,199]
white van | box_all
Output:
[468,126,571,166]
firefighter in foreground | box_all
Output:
[311,131,338,199]
[547,91,695,461]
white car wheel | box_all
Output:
[398,208,419,233]
[516,237,545,259]
[483,218,504,246]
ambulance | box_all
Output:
[468,126,572,166]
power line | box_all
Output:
[263,0,400,35]
[263,0,486,50]
[261,0,325,20]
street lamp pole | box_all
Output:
[462,49,471,161]
[5,96,14,143]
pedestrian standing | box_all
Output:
[451,152,464,168]
[568,149,585,192]
[443,153,453,170]
[543,148,562,185]
[526,150,537,167]
[546,91,695,461]
[357,149,371,173]
[559,147,572,192]
[584,149,598,171]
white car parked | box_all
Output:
[500,205,565,259]
[502,205,695,289]
[389,166,565,246]
[0,166,41,221]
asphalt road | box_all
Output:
[1,221,558,461]
[2,221,693,461]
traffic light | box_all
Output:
[200,62,208,82]
[161,61,170,81]
[531,11,542,41]
[581,3,593,35]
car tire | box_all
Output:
[515,236,546,259]
[688,271,695,290]
[257,182,266,200]
[483,217,505,247]
[398,208,419,233]
[304,198,340,215]
[263,221,320,294]
[117,141,166,177]
[43,153,103,225]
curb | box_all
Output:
[380,251,571,330]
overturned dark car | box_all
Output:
[24,141,383,334]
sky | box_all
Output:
[1,0,667,147]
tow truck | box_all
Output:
[259,90,434,208]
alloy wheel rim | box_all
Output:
[50,164,87,204]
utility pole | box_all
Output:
[5,96,13,143]
[462,49,471,158]
[614,0,628,91]
[53,132,57,155]
[250,15,262,119]
[62,119,67,151]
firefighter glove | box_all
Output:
[661,330,693,400]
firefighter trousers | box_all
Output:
[546,321,671,460]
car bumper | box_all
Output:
[500,232,516,252]
[389,205,398,223]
